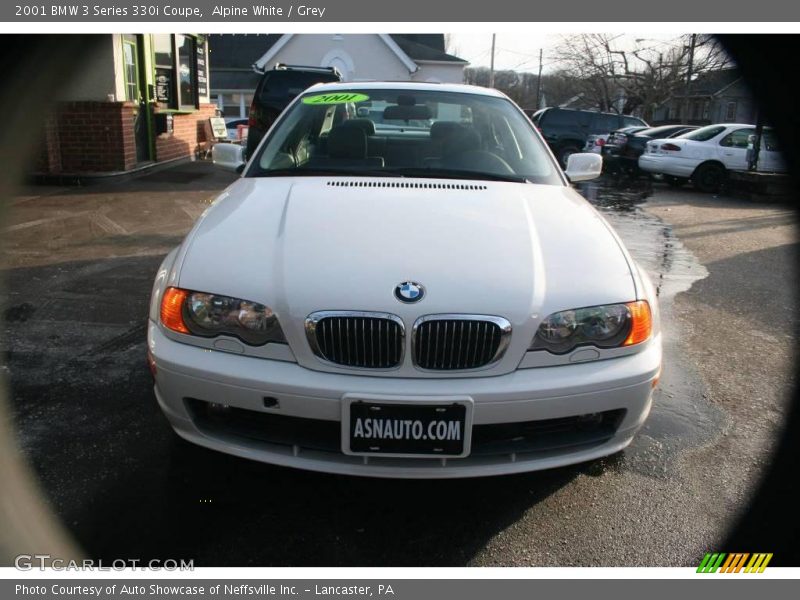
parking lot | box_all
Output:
[2,160,797,566]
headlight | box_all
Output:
[530,301,651,354]
[160,287,286,346]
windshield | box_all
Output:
[246,88,563,185]
[639,125,686,138]
[259,71,340,104]
[677,125,727,141]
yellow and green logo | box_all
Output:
[302,93,370,105]
[697,552,773,573]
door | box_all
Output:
[122,35,151,163]
[717,127,754,171]
[757,129,787,172]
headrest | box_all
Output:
[328,126,367,159]
[443,127,481,156]
[383,104,432,121]
[430,121,463,141]
[340,118,376,136]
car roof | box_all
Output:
[704,123,759,128]
[543,107,634,117]
[303,81,507,98]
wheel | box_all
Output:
[664,175,688,188]
[558,145,580,169]
[692,163,726,193]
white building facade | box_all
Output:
[211,34,468,119]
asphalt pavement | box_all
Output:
[1,162,797,566]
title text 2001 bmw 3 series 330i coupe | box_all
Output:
[147,82,661,478]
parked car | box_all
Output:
[149,82,660,478]
[584,126,649,155]
[225,117,249,141]
[531,107,648,167]
[603,124,698,174]
[245,63,342,158]
[638,123,786,192]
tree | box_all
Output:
[464,66,588,110]
[551,34,733,116]
[443,33,459,58]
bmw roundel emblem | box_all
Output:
[395,281,425,303]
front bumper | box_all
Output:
[149,321,660,478]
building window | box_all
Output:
[218,93,253,118]
[152,34,201,110]
[153,34,175,107]
[725,101,737,121]
[176,35,198,110]
[122,37,139,101]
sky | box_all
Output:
[448,33,686,72]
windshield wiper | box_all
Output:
[380,167,532,184]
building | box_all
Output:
[651,68,756,125]
[210,34,468,119]
[37,34,216,178]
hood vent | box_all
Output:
[327,180,488,191]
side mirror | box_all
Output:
[212,143,246,173]
[565,152,603,182]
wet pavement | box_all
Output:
[1,163,797,566]
[579,178,724,478]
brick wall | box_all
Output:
[38,101,219,175]
[155,103,218,162]
[39,101,137,174]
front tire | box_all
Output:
[692,163,726,193]
[558,145,580,169]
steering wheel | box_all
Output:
[443,150,517,176]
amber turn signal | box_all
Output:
[161,287,190,334]
[623,300,652,346]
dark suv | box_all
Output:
[245,64,342,158]
[531,107,647,167]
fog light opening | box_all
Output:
[576,412,604,430]
[207,402,231,414]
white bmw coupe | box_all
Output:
[148,82,661,478]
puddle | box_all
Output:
[578,177,710,301]
[575,177,725,477]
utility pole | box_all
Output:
[749,110,763,171]
[535,48,543,108]
[683,33,696,122]
[489,34,496,88]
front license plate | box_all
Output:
[345,400,471,457]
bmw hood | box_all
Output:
[176,177,636,373]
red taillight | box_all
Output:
[247,102,259,127]
[661,143,681,151]
[596,138,605,147]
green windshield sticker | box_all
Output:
[302,92,370,105]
